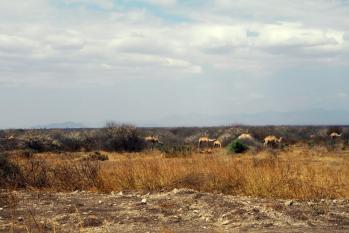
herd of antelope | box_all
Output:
[145,131,344,149]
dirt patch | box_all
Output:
[0,189,348,232]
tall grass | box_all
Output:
[4,147,349,200]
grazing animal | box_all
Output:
[330,132,342,139]
[213,140,222,148]
[238,133,254,141]
[198,136,216,148]
[145,136,163,146]
[264,136,283,147]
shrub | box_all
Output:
[159,145,193,157]
[19,149,34,158]
[25,137,47,152]
[0,153,22,186]
[102,123,145,152]
[85,152,109,161]
[59,132,85,152]
[228,140,248,153]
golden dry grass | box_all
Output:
[10,145,349,200]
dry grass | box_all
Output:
[7,146,349,200]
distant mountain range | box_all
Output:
[30,109,349,129]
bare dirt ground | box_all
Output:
[1,189,348,233]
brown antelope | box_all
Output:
[264,136,283,147]
[198,136,216,148]
[213,140,222,148]
[145,136,163,147]
[330,132,342,139]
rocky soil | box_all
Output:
[0,189,348,233]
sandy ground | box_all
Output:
[1,188,348,233]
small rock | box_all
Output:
[98,200,103,204]
[193,210,199,214]
[321,199,325,203]
[113,203,117,206]
[169,215,181,223]
[0,207,3,211]
[17,217,23,222]
[111,191,115,195]
[118,191,123,196]
[172,188,179,194]
[141,198,147,204]
[285,200,294,206]
[71,190,78,194]
[222,220,230,225]
[333,200,337,204]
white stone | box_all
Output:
[284,200,294,206]
[172,188,179,194]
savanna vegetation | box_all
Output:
[1,124,349,200]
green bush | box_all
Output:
[228,140,248,153]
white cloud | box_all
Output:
[0,34,37,53]
[62,0,115,10]
[146,0,177,7]
[45,35,85,50]
[0,0,348,87]
[337,92,348,98]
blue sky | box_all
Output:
[0,0,349,128]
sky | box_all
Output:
[0,0,349,128]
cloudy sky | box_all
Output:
[1,0,349,128]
